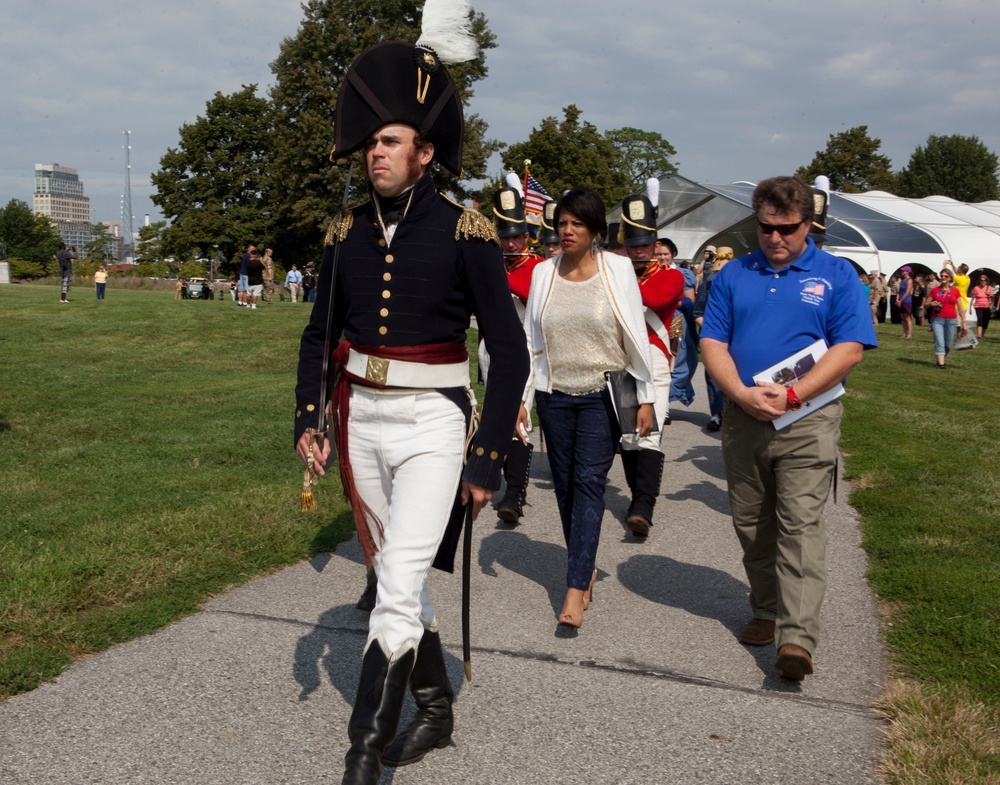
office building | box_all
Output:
[33,164,92,250]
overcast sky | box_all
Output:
[3,0,998,229]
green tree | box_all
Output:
[0,199,61,272]
[896,134,1000,202]
[267,0,500,260]
[85,222,118,264]
[796,125,897,193]
[499,105,630,210]
[151,85,275,267]
[604,127,678,193]
[134,221,169,265]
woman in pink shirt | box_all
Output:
[970,273,993,339]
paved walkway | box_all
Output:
[0,369,885,784]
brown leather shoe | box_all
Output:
[775,644,814,681]
[738,618,775,646]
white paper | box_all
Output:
[751,338,844,430]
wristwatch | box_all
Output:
[786,386,803,411]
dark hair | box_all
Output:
[413,129,432,154]
[752,176,815,224]
[657,237,678,257]
[553,186,607,237]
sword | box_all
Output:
[300,163,354,510]
[462,501,473,681]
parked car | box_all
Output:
[186,277,207,299]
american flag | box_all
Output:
[523,173,552,219]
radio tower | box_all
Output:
[121,130,134,263]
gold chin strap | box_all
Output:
[494,211,524,224]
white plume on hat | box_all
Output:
[417,0,478,64]
[646,177,659,209]
[506,172,524,197]
[814,175,831,198]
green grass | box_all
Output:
[1,288,997,778]
[0,285,355,695]
[841,323,1000,713]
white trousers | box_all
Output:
[347,386,467,652]
[621,346,671,453]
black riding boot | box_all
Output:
[620,448,638,495]
[356,568,377,613]
[496,439,533,524]
[626,449,665,538]
[342,638,416,785]
[382,630,454,767]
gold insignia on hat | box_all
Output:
[500,190,516,211]
[628,200,645,221]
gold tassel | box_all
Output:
[300,488,317,511]
[299,430,321,510]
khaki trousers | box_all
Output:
[721,399,841,654]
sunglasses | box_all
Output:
[757,220,804,236]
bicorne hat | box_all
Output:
[331,0,478,175]
[332,41,466,175]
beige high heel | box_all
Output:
[583,568,597,611]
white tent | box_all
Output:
[611,174,1000,282]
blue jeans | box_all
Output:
[930,315,957,357]
[536,389,617,590]
[705,368,724,417]
[95,282,106,300]
[670,305,698,406]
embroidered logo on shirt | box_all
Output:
[800,277,831,306]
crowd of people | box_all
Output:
[858,257,998,368]
[286,30,891,785]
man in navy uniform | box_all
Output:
[294,40,529,785]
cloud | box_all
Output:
[2,0,999,225]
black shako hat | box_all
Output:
[332,41,466,175]
[619,194,658,247]
[537,200,558,244]
[493,187,528,238]
[602,221,622,248]
[810,187,829,245]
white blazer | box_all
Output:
[521,251,656,404]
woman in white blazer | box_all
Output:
[515,186,656,629]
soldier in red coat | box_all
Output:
[617,190,684,537]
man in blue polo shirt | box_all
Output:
[700,176,876,681]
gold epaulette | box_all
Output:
[441,194,500,246]
[323,212,354,246]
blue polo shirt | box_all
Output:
[700,239,877,388]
